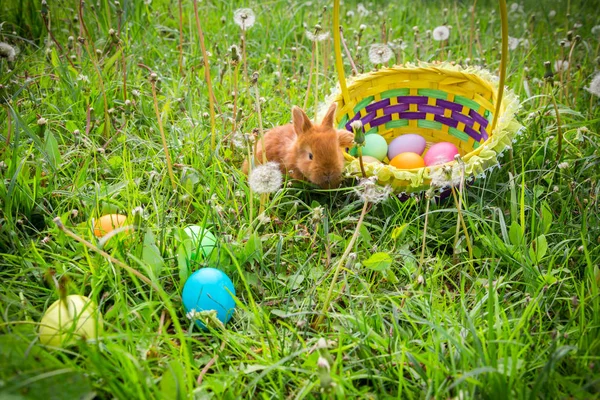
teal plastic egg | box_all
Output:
[360,134,388,161]
[182,268,236,329]
[184,225,217,259]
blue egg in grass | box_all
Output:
[182,268,236,329]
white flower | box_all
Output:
[0,42,16,62]
[508,36,519,50]
[248,162,283,194]
[585,73,600,97]
[357,3,370,16]
[558,162,569,170]
[305,30,330,42]
[430,164,462,188]
[368,43,392,64]
[37,117,47,126]
[353,177,392,204]
[233,8,256,31]
[554,60,569,73]
[432,26,450,41]
[77,74,90,83]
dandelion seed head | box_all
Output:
[305,30,330,42]
[354,176,392,204]
[592,25,600,39]
[585,73,600,97]
[248,162,283,194]
[508,36,519,50]
[233,8,256,31]
[430,163,463,188]
[0,42,16,62]
[357,3,370,17]
[432,25,450,41]
[548,10,556,18]
[558,162,569,170]
[368,43,392,64]
[554,60,569,73]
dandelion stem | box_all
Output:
[550,91,564,160]
[150,79,177,191]
[178,0,185,77]
[357,147,367,179]
[303,41,316,111]
[313,201,369,329]
[339,27,359,75]
[193,0,218,153]
[420,194,431,267]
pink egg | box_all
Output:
[423,142,460,166]
[387,134,427,160]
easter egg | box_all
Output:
[358,155,382,164]
[182,268,236,329]
[387,134,427,160]
[183,225,217,259]
[93,214,128,238]
[39,295,102,347]
[389,152,426,169]
[423,142,460,166]
[361,134,388,161]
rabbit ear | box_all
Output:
[337,129,354,148]
[292,106,312,135]
[321,103,337,127]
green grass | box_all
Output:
[1,0,600,398]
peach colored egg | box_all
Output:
[93,214,128,238]
[390,152,426,169]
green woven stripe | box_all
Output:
[338,114,349,129]
[454,95,480,111]
[484,109,493,122]
[380,88,410,99]
[385,119,409,129]
[417,89,448,100]
[365,126,379,135]
[449,127,470,141]
[353,96,375,113]
[473,141,481,149]
[417,120,443,130]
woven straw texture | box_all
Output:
[329,62,522,193]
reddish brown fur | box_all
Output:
[242,103,354,188]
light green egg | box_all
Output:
[184,225,217,259]
[360,134,388,161]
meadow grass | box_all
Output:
[1,0,599,398]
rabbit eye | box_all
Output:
[308,153,313,160]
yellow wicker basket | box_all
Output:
[331,1,522,193]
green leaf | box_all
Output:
[508,221,523,247]
[363,252,393,271]
[529,234,548,263]
[44,130,62,168]
[391,223,408,240]
[243,232,263,263]
[160,361,186,400]
[142,230,164,278]
[540,202,553,234]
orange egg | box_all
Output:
[389,152,425,169]
[93,214,129,237]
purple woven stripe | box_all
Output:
[400,112,427,120]
[418,105,445,115]
[451,111,475,128]
[384,104,410,115]
[368,114,392,127]
[464,126,482,142]
[434,115,459,128]
[397,96,428,104]
[480,127,488,140]
[365,99,390,113]
[436,99,463,112]
[469,108,489,127]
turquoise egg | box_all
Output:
[182,268,236,329]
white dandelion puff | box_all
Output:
[368,43,392,64]
[548,10,556,18]
[233,8,256,31]
[554,60,569,73]
[305,30,330,42]
[357,3,370,17]
[585,73,600,97]
[508,36,519,50]
[0,42,16,62]
[353,176,392,204]
[248,162,283,194]
[430,164,462,188]
[432,26,450,41]
[558,162,569,170]
[592,25,600,39]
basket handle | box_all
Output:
[332,0,509,134]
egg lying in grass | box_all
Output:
[93,214,129,238]
[389,152,426,169]
[39,295,102,347]
[183,225,217,259]
[182,268,236,329]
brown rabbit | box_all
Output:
[243,103,354,189]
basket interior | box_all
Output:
[335,67,499,161]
